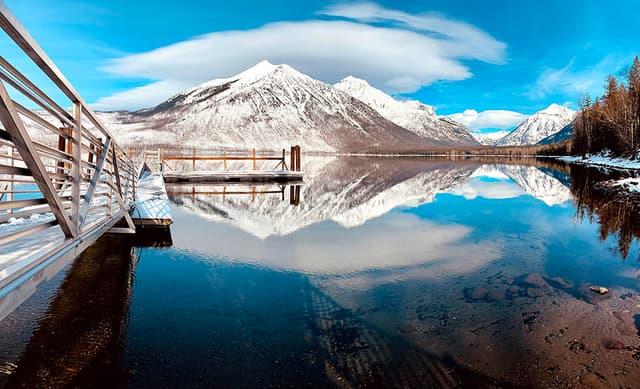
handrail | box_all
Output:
[0,1,137,248]
[0,2,127,156]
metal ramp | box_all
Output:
[0,4,137,307]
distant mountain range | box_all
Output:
[19,60,576,151]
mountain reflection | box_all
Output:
[166,156,640,260]
[167,157,573,237]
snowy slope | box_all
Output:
[536,122,574,145]
[496,104,575,146]
[124,61,444,153]
[472,131,510,146]
[334,76,479,146]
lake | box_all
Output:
[1,156,639,388]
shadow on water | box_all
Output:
[569,164,640,259]
[1,235,139,388]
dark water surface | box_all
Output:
[1,157,640,388]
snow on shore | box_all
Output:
[559,154,640,170]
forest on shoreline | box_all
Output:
[572,56,640,158]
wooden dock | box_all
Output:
[163,170,303,183]
[142,145,304,184]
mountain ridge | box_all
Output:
[495,104,575,146]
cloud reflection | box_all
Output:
[172,209,500,278]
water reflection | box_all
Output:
[2,156,640,387]
[570,164,640,259]
[0,235,138,388]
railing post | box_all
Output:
[282,148,286,171]
[192,147,196,171]
[295,145,301,172]
[223,150,227,171]
[290,146,295,172]
[252,148,257,170]
[71,102,82,234]
[8,146,14,204]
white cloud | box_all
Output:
[91,79,192,111]
[94,3,506,110]
[320,2,506,64]
[449,179,525,201]
[446,109,527,131]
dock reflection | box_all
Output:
[3,235,138,388]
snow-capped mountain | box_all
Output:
[334,76,479,147]
[495,104,575,146]
[116,61,460,153]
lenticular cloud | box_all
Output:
[96,2,506,110]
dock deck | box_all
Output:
[132,168,172,228]
[162,170,304,183]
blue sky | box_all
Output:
[2,0,638,135]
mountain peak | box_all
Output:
[540,103,573,115]
[235,59,278,80]
[338,76,370,86]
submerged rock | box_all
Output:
[486,288,506,301]
[526,288,544,298]
[518,273,547,288]
[590,286,609,295]
[546,276,573,289]
[465,287,489,301]
[507,285,520,294]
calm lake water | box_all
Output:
[1,157,639,388]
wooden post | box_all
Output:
[282,148,286,170]
[223,150,227,171]
[192,147,196,171]
[290,146,295,172]
[252,149,257,170]
[295,145,301,172]
[88,142,95,164]
[128,146,132,159]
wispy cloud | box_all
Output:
[446,109,527,131]
[94,2,506,110]
[527,56,630,100]
[320,2,506,64]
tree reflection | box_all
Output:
[570,164,640,259]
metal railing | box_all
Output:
[0,3,137,250]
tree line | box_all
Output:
[573,56,640,157]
